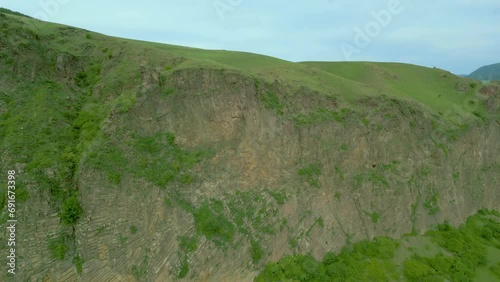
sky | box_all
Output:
[1,0,499,75]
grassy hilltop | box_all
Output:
[0,10,499,281]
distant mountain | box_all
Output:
[468,62,500,81]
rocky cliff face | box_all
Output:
[0,12,499,282]
[7,66,499,281]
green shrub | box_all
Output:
[60,196,83,225]
[130,225,138,234]
[73,255,84,273]
[267,190,287,205]
[131,264,147,279]
[365,211,380,224]
[193,203,234,247]
[177,255,189,278]
[178,235,197,253]
[251,240,264,264]
[163,87,175,96]
[490,262,500,279]
[261,92,284,115]
[49,234,69,260]
[403,257,435,281]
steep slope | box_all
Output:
[0,12,499,282]
[468,62,500,81]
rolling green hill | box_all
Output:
[468,63,500,81]
[0,10,499,281]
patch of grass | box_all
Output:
[225,190,280,238]
[118,233,129,246]
[163,189,196,214]
[49,233,70,260]
[74,62,101,87]
[178,235,198,254]
[130,225,138,234]
[353,173,364,189]
[339,143,350,151]
[130,132,207,187]
[131,253,149,279]
[490,262,500,280]
[365,211,380,224]
[251,240,264,264]
[267,189,288,205]
[423,193,440,215]
[367,171,389,188]
[73,255,84,274]
[113,91,136,113]
[131,264,147,279]
[261,92,284,115]
[96,225,107,235]
[0,8,32,18]
[60,195,83,225]
[88,131,208,187]
[316,217,324,228]
[381,160,400,172]
[163,87,176,97]
[335,166,345,181]
[86,137,128,184]
[194,202,235,247]
[297,163,321,189]
[177,255,189,278]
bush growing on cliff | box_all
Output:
[60,196,83,225]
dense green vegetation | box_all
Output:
[60,196,83,225]
[255,209,500,281]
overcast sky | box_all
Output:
[1,0,499,74]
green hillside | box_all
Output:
[0,10,499,282]
[468,63,500,81]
